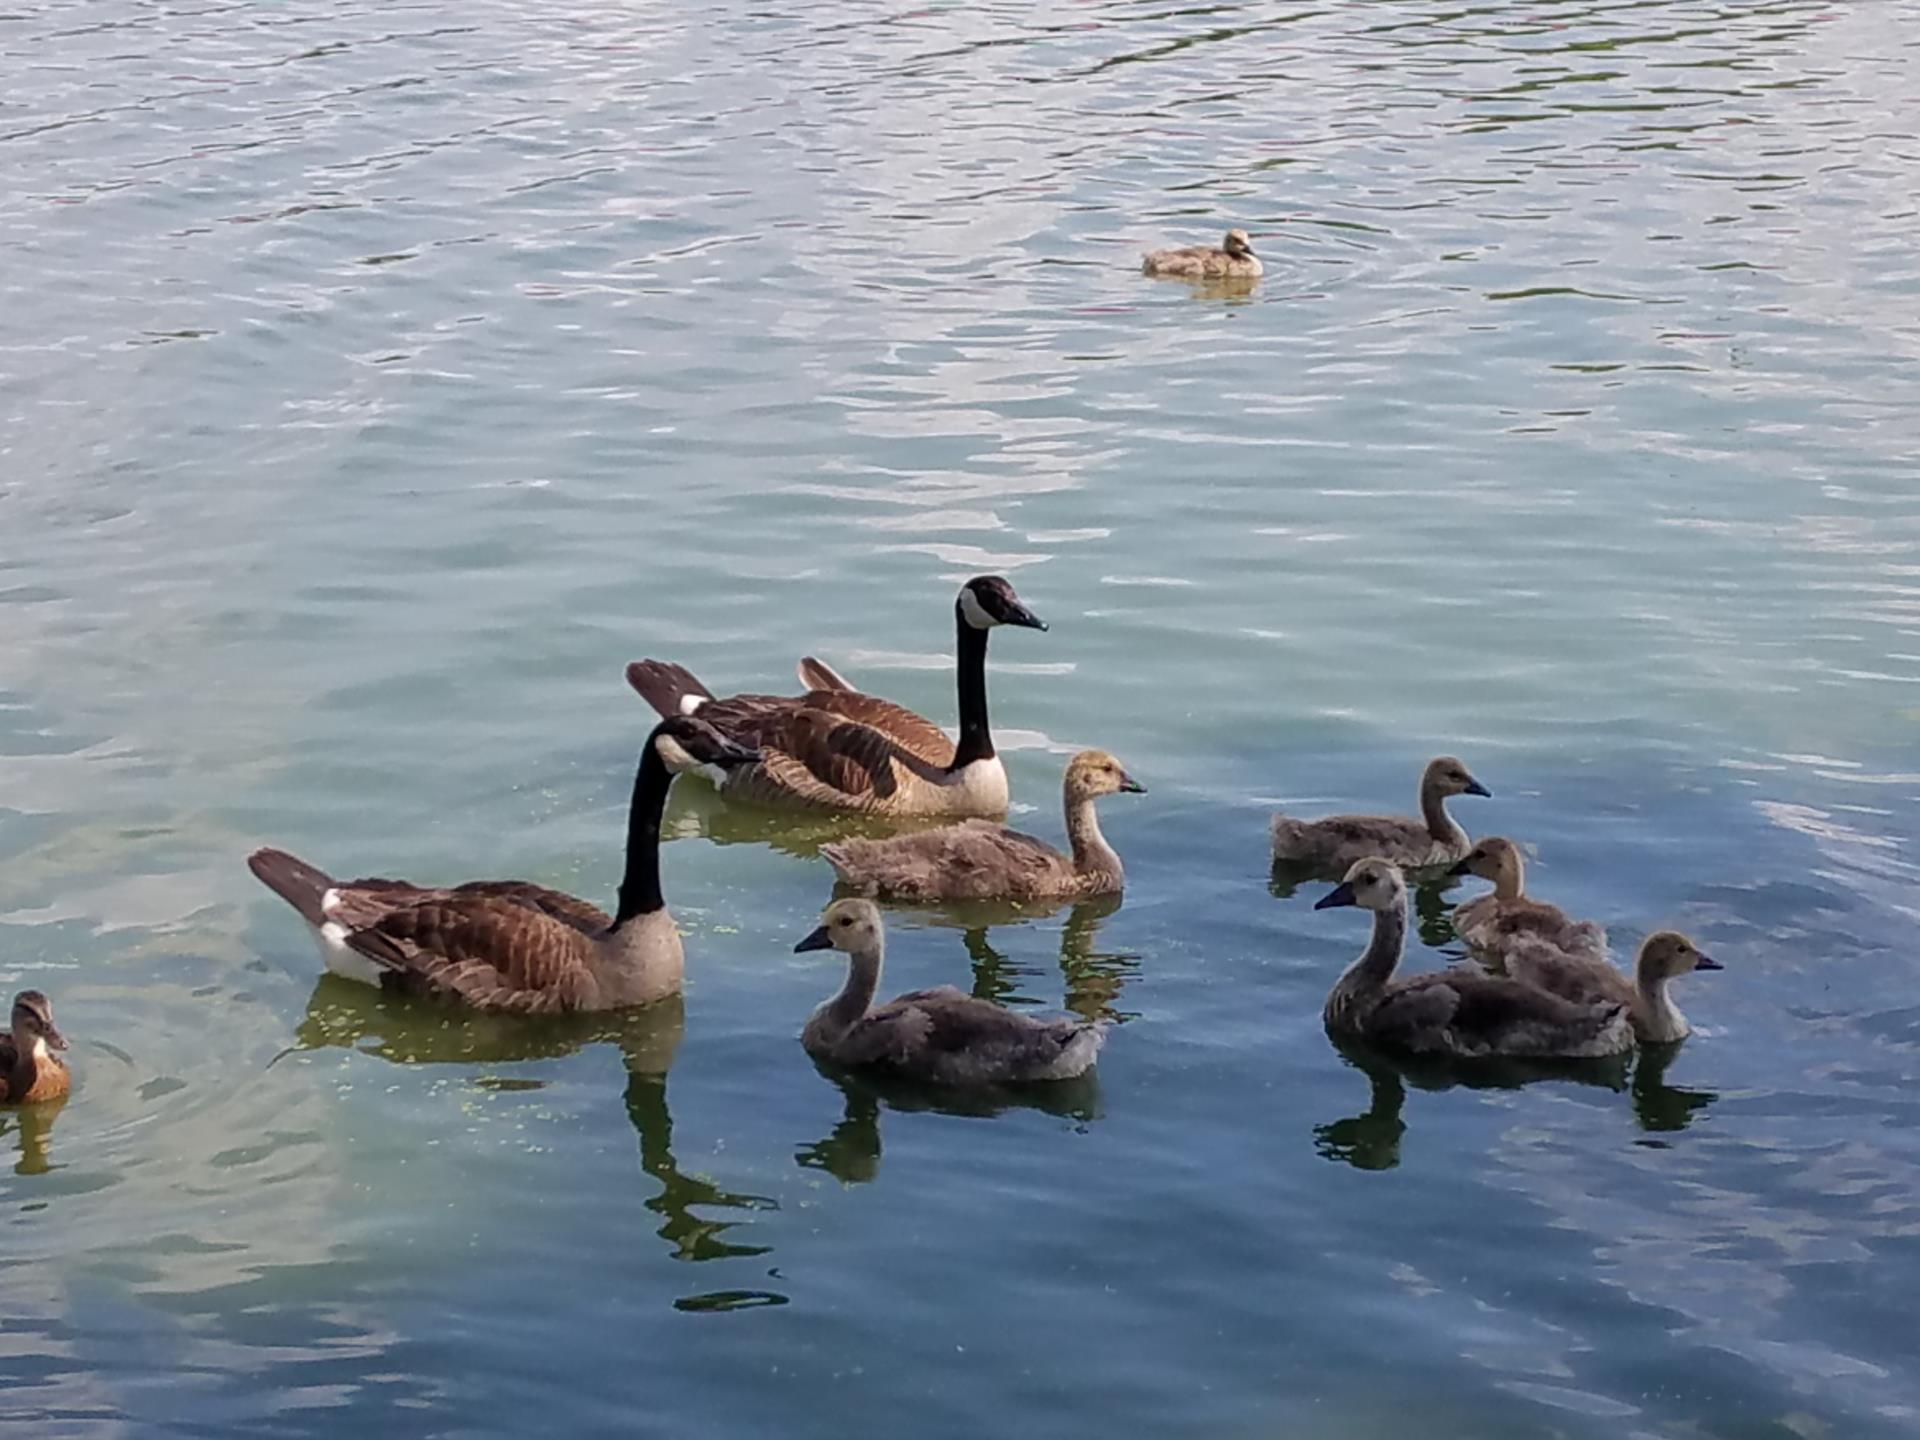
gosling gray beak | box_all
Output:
[1119,773,1146,795]
[1314,881,1358,911]
[1447,857,1473,877]
[794,925,833,954]
[1694,953,1723,972]
[1464,779,1492,798]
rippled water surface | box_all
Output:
[6,0,1920,1434]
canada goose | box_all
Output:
[794,899,1105,1084]
[1,991,69,1104]
[1142,228,1263,279]
[246,716,757,1013]
[1315,859,1633,1060]
[1447,837,1607,965]
[820,750,1144,902]
[628,575,1047,818]
[1501,930,1721,1045]
[1272,756,1490,874]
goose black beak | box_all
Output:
[1694,953,1724,971]
[1006,601,1048,632]
[1119,773,1146,795]
[794,925,833,954]
[1464,779,1491,798]
[1314,881,1358,911]
[1447,857,1473,877]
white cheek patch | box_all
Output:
[958,587,997,630]
[677,694,706,716]
[654,735,698,774]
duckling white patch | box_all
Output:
[30,1034,49,1061]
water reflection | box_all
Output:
[1630,1042,1719,1139]
[1316,1034,1630,1172]
[292,978,778,1281]
[796,1062,1102,1188]
[895,894,1138,1023]
[1,1096,65,1176]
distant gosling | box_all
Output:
[1142,228,1262,279]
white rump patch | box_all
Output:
[677,694,706,715]
[958,587,995,630]
[310,921,385,986]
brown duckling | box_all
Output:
[1,991,70,1104]
[1503,930,1722,1045]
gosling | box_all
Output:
[1272,755,1490,874]
[821,750,1144,902]
[1502,930,1722,1045]
[1448,837,1607,967]
[1142,228,1262,279]
[795,899,1105,1084]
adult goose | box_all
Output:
[0,991,70,1104]
[820,749,1143,902]
[627,575,1046,818]
[246,717,756,1013]
[1272,755,1489,874]
[1448,837,1607,966]
[1315,858,1632,1060]
[1143,229,1263,279]
[795,899,1105,1084]
[1499,931,1722,1045]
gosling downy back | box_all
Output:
[821,750,1144,902]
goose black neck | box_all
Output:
[949,610,994,771]
[614,740,672,926]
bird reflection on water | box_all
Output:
[1,1095,65,1177]
[291,977,784,1309]
[1316,1033,1719,1171]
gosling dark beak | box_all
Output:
[1119,773,1146,795]
[794,925,833,954]
[1447,857,1473,877]
[1314,881,1358,911]
[41,1023,67,1052]
[1694,953,1723,972]
[1464,779,1492,798]
[1004,600,1048,632]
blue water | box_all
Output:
[5,0,1920,1435]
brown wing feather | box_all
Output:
[324,889,601,1012]
[798,690,954,768]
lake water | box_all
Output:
[5,0,1920,1434]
